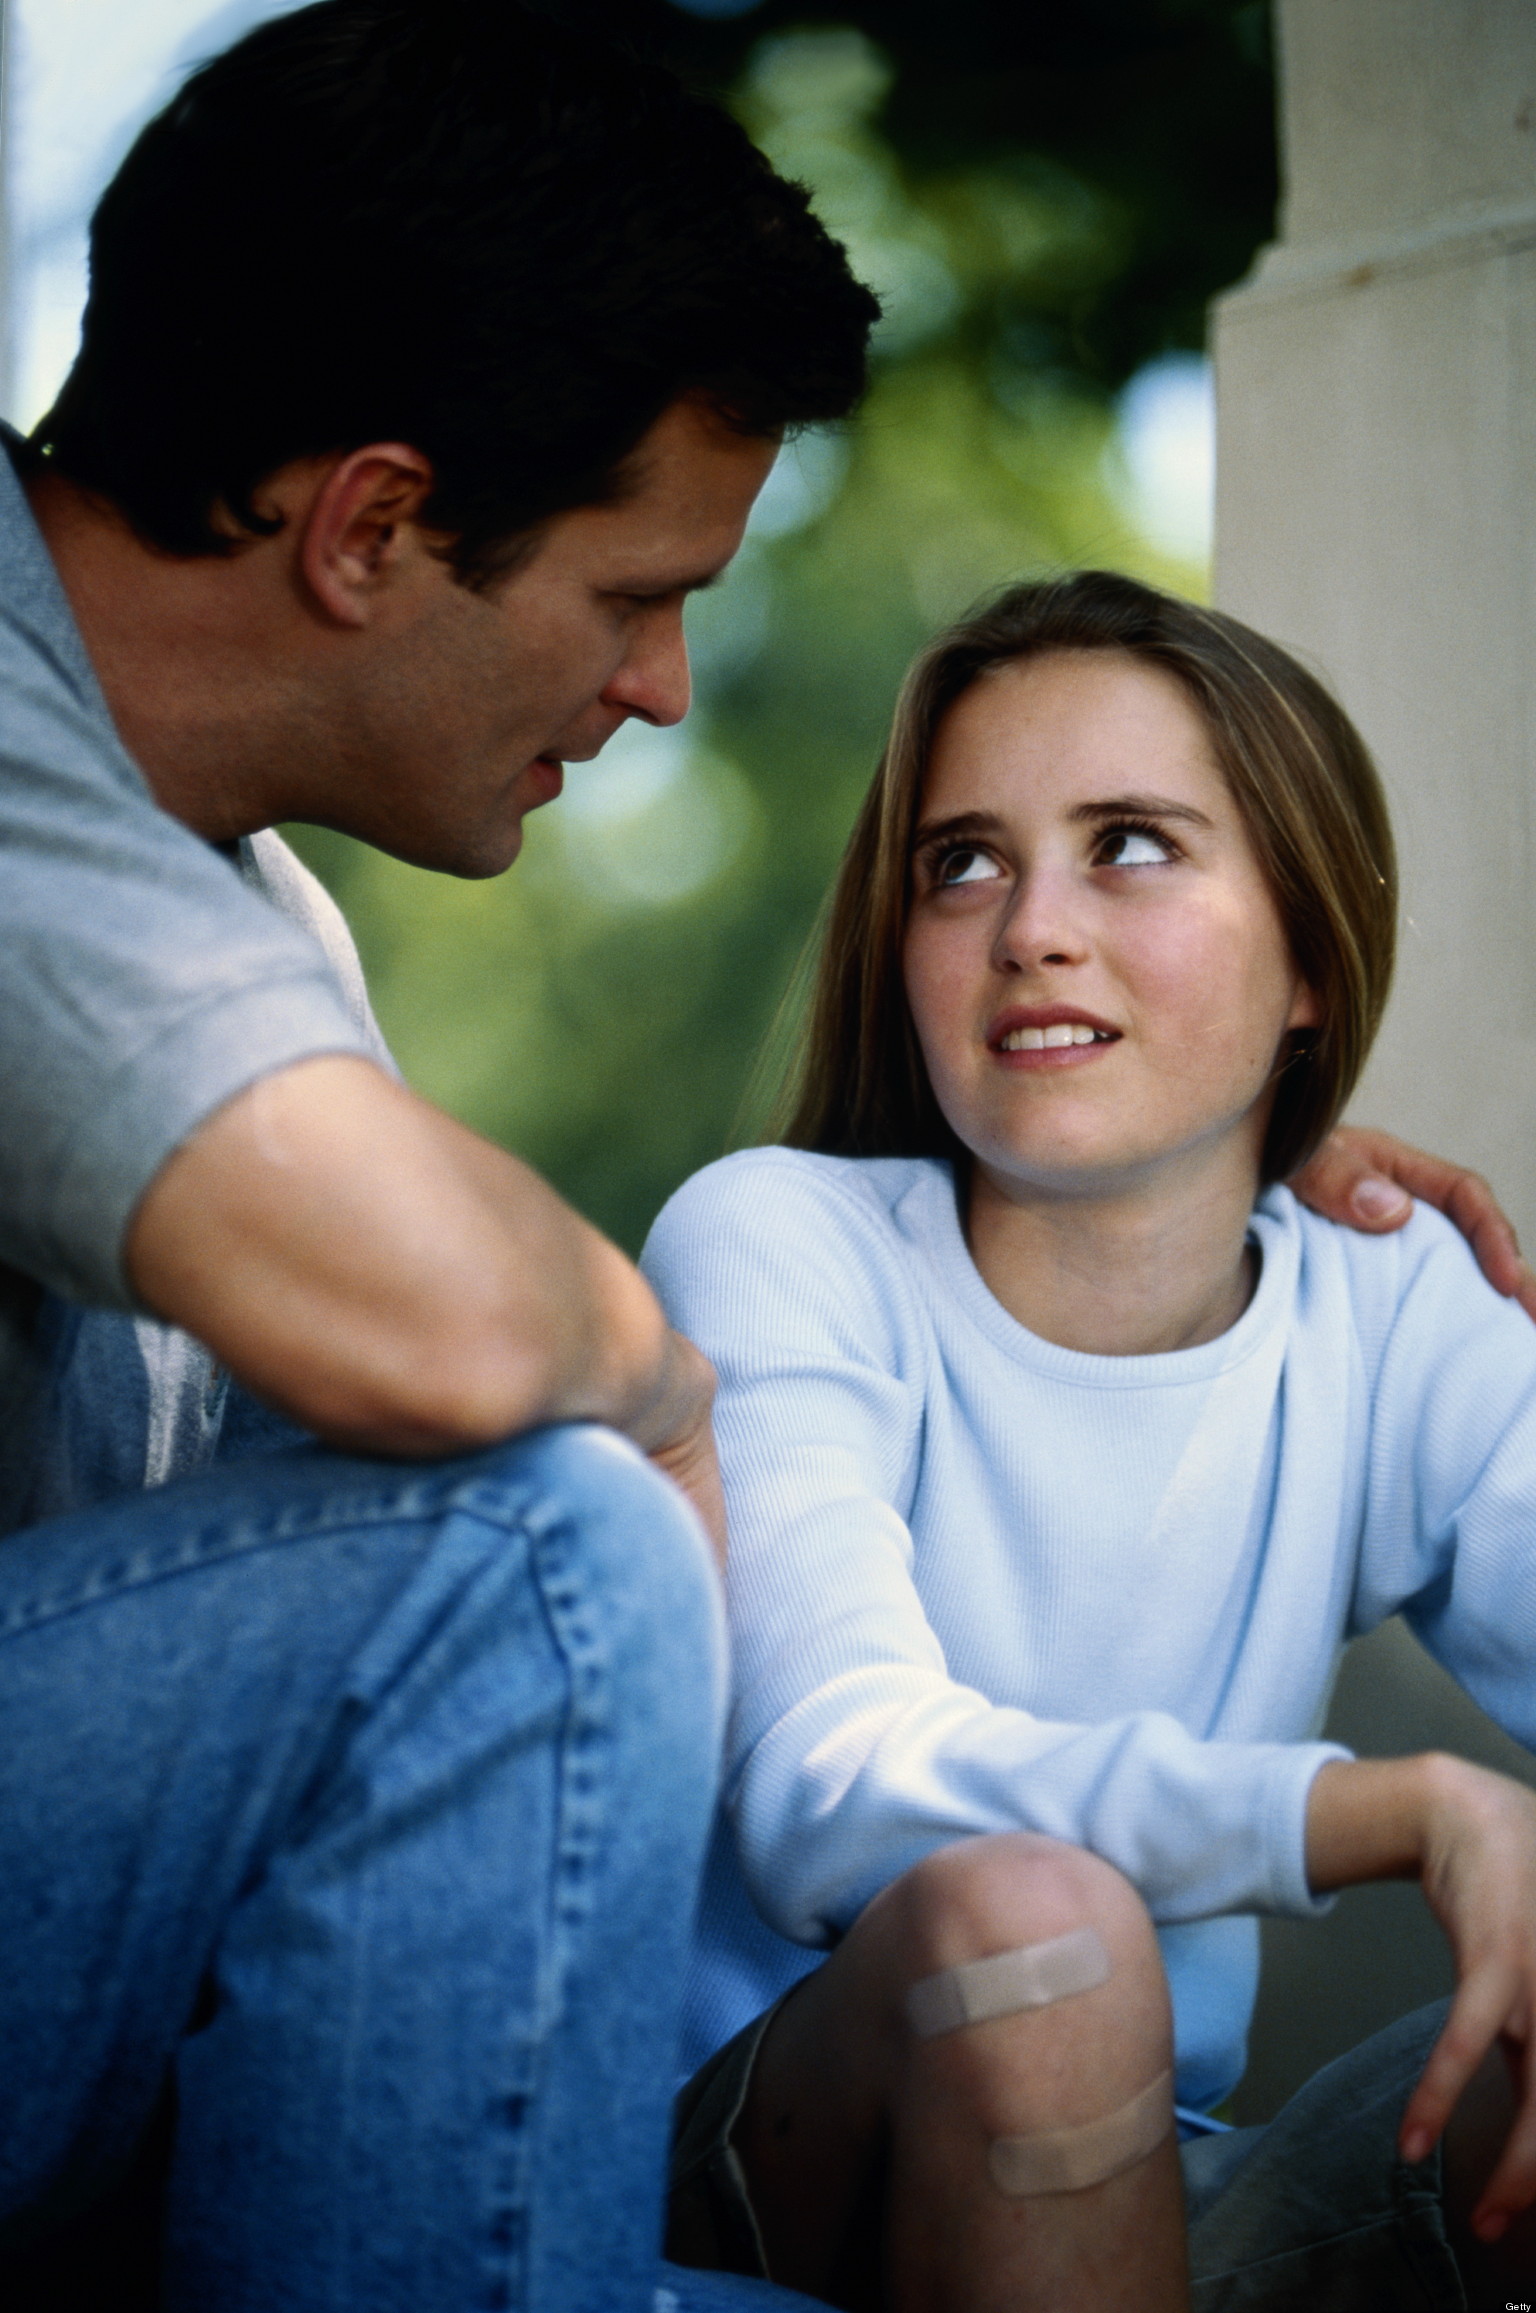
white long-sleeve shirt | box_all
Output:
[641,1150,1536,2110]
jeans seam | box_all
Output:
[475,1491,622,2311]
[0,1455,587,1642]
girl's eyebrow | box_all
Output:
[911,809,1002,849]
[1070,792,1215,829]
[912,794,1215,850]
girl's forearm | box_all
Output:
[1304,1753,1446,1892]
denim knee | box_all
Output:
[444,1420,728,1768]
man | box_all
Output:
[0,5,873,2304]
[0,1,1522,2306]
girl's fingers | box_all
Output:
[1472,2049,1536,2234]
[1400,1972,1514,2161]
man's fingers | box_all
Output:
[1293,1126,1533,1310]
[1442,1177,1526,1299]
[1291,1128,1412,1233]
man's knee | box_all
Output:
[476,1420,717,1618]
[458,1420,725,1743]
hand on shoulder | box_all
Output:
[1291,1124,1536,1321]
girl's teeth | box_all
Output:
[1001,1023,1105,1051]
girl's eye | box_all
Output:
[935,846,1003,886]
[1097,824,1174,868]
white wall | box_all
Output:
[1213,0,1536,2121]
[1215,0,1536,1243]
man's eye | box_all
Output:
[1098,825,1173,867]
[936,847,1003,886]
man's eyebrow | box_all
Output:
[1070,792,1215,828]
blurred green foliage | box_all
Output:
[287,7,1273,1253]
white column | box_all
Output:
[0,0,12,423]
[1214,0,1536,1239]
[1212,0,1536,2121]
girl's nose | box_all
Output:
[992,865,1088,973]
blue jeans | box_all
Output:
[0,1420,823,2313]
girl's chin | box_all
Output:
[956,1102,1147,1186]
[967,1119,1266,1204]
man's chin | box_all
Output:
[370,814,527,880]
[454,818,527,880]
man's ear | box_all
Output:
[297,444,438,627]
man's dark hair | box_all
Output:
[32,0,879,580]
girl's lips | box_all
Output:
[987,1004,1119,1043]
[987,1007,1121,1072]
[991,1036,1115,1073]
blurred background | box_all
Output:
[13,0,1536,2136]
[0,0,1268,1253]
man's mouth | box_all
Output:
[525,753,565,804]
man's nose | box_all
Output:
[603,612,691,729]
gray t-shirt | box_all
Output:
[0,439,388,1532]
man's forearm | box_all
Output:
[125,1054,689,1457]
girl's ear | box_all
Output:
[1287,978,1322,1032]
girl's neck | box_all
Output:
[964,1142,1263,1357]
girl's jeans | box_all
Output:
[0,1421,807,2313]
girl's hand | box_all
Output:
[1290,1126,1536,1320]
[1306,1753,1536,2240]
[1402,1757,1536,2238]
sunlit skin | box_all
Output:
[27,394,778,876]
[901,648,1316,1356]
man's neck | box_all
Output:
[964,1137,1264,1357]
[23,467,317,842]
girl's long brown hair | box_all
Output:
[775,570,1396,1185]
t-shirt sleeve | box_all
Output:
[0,614,374,1310]
[643,1152,1341,1948]
[1350,1205,1536,1747]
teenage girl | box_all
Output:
[644,572,1536,2310]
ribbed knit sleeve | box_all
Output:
[643,1152,1343,1947]
[1345,1205,1536,1735]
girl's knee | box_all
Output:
[886,1832,1160,1987]
[871,1836,1172,2124]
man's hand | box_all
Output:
[1291,1125,1536,1320]
[1307,1753,1536,2241]
[126,1055,725,1549]
[637,1333,727,1572]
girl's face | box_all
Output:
[901,648,1317,1200]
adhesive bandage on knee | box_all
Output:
[904,1926,1111,2040]
[988,2068,1174,2196]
